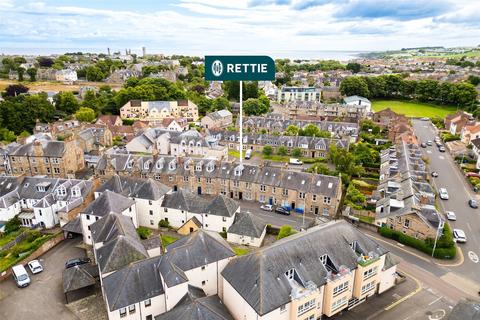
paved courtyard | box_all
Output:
[0,238,87,320]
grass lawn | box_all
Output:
[354,214,375,224]
[161,235,179,248]
[232,247,250,256]
[372,100,457,118]
[0,229,24,247]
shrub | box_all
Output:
[219,231,227,239]
[291,148,302,157]
[266,224,279,235]
[4,217,21,234]
[122,119,135,125]
[262,146,273,156]
[158,219,170,228]
[25,230,41,242]
[277,146,288,156]
[277,225,297,240]
[136,227,152,240]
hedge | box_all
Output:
[379,226,456,259]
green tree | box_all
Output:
[468,75,480,86]
[85,66,105,81]
[340,76,370,97]
[212,97,230,112]
[291,148,302,157]
[243,98,269,116]
[17,67,25,81]
[307,163,333,175]
[328,144,365,178]
[277,225,297,240]
[346,62,361,73]
[263,145,273,156]
[285,125,300,136]
[3,84,29,97]
[277,145,288,156]
[300,124,330,137]
[54,91,80,114]
[345,184,366,209]
[26,68,37,82]
[75,107,96,122]
[0,128,16,142]
[37,57,54,68]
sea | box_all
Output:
[0,48,366,61]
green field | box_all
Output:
[372,100,457,118]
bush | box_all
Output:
[277,146,288,156]
[291,148,302,157]
[379,226,455,259]
[277,225,297,240]
[122,119,135,125]
[262,146,273,156]
[4,217,21,234]
[219,231,227,239]
[136,227,152,240]
[302,157,326,164]
[441,133,460,142]
[266,224,279,235]
[25,230,41,242]
[158,219,170,228]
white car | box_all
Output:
[453,229,466,243]
[445,211,456,221]
[289,158,303,165]
[439,188,449,200]
[27,260,43,274]
[260,204,273,211]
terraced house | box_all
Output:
[374,142,443,240]
[95,155,342,217]
[120,99,199,122]
[221,220,399,319]
[210,131,349,159]
[8,137,85,178]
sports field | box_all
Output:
[372,100,457,118]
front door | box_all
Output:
[197,186,202,195]
[291,202,295,209]
[239,192,243,200]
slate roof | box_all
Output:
[162,190,238,217]
[83,191,134,217]
[0,177,20,197]
[10,140,65,157]
[103,256,165,311]
[90,213,138,244]
[227,211,266,238]
[97,175,170,200]
[204,195,239,217]
[155,290,233,320]
[63,264,98,293]
[96,235,149,274]
[448,299,480,320]
[222,220,388,316]
[62,216,83,234]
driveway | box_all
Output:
[0,238,86,320]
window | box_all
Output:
[361,281,376,294]
[54,167,60,174]
[331,296,348,312]
[319,254,327,266]
[46,168,51,174]
[72,186,80,197]
[333,281,349,296]
[297,299,315,316]
[202,281,206,286]
[282,189,288,196]
[119,308,126,317]
[128,305,135,314]
[129,207,132,212]
[164,208,168,212]
[260,185,266,192]
[323,196,331,204]
[299,192,305,199]
[149,210,153,215]
[144,299,151,307]
[404,219,410,228]
[52,158,59,164]
[169,176,173,182]
[323,208,329,216]
[149,200,153,205]
[363,266,378,280]
[312,194,317,202]
[86,215,90,220]
[201,265,206,271]
[233,180,240,187]
[150,220,154,226]
[280,305,286,313]
[183,176,189,182]
[206,178,212,184]
[38,210,42,216]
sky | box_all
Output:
[0,0,479,57]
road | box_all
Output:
[412,119,480,284]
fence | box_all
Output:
[0,231,27,252]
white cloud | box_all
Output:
[0,0,479,56]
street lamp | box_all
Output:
[431,219,445,258]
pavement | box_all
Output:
[412,119,480,283]
[0,238,86,320]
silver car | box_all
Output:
[453,229,466,243]
[445,211,456,221]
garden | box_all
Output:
[372,100,457,118]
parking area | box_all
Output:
[0,238,87,320]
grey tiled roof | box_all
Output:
[222,220,387,316]
[162,190,238,217]
[83,190,134,217]
[63,264,98,293]
[97,175,170,200]
[90,213,138,244]
[61,216,83,234]
[227,211,266,238]
[10,140,65,157]
[96,235,149,274]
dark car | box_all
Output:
[65,257,91,269]
[468,199,478,209]
[420,142,427,148]
[275,206,291,215]
[439,146,446,152]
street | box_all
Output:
[412,119,480,283]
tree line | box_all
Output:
[340,74,478,107]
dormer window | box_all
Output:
[196,164,202,171]
[234,165,243,176]
[56,186,67,197]
[196,141,201,147]
[206,163,214,172]
[127,160,133,168]
[156,159,164,170]
[350,241,358,252]
[189,141,194,147]
[169,161,176,171]
[144,161,150,170]
[319,254,327,266]
[181,140,186,146]
[71,186,81,197]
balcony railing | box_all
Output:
[357,254,380,267]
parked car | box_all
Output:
[260,204,273,211]
[445,211,457,221]
[466,172,480,178]
[453,229,467,243]
[421,142,427,148]
[431,171,439,177]
[468,199,478,208]
[421,117,430,121]
[439,146,446,152]
[245,149,253,160]
[27,260,43,274]
[289,158,303,165]
[12,265,30,288]
[439,188,449,200]
[275,206,290,215]
[65,257,91,269]
[426,141,433,146]
[434,136,441,142]
[436,141,442,147]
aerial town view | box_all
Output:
[0,1,479,320]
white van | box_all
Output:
[12,265,30,288]
[289,158,303,165]
[245,149,253,159]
